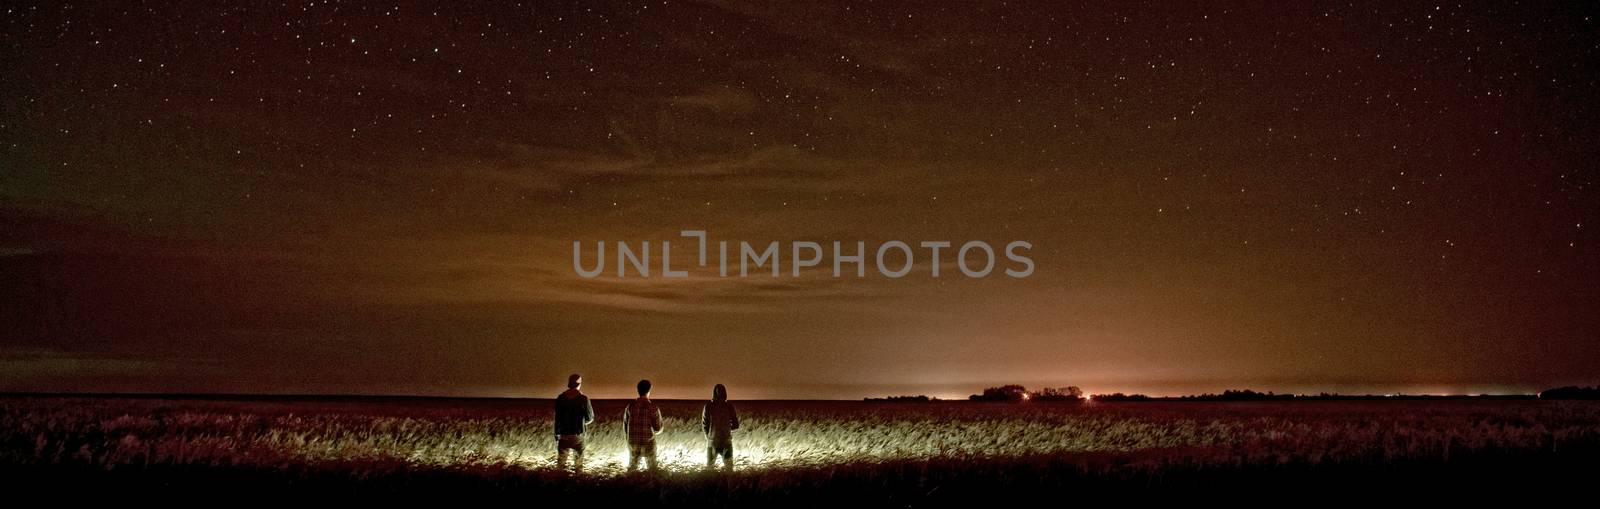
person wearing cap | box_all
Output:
[554,373,595,472]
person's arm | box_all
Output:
[583,397,595,425]
[623,402,632,430]
[700,404,710,434]
[651,404,663,434]
[730,404,739,431]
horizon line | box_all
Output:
[0,388,1564,401]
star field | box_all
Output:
[1,1,1596,398]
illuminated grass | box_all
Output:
[3,398,1598,479]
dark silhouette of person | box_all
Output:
[701,383,740,470]
[622,379,663,472]
[553,373,594,472]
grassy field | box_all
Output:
[3,396,1598,502]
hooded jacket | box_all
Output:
[554,388,595,436]
[700,384,740,443]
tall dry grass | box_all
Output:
[3,397,1597,479]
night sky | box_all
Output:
[2,1,1597,399]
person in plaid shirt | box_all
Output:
[622,379,663,472]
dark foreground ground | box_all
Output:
[3,396,1597,505]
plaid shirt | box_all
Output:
[623,397,662,445]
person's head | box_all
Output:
[567,373,582,389]
[712,383,727,402]
[636,379,652,397]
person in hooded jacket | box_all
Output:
[700,383,740,470]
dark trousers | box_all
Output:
[556,434,584,471]
[707,437,733,468]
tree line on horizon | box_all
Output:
[863,385,1086,402]
[863,385,1600,402]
